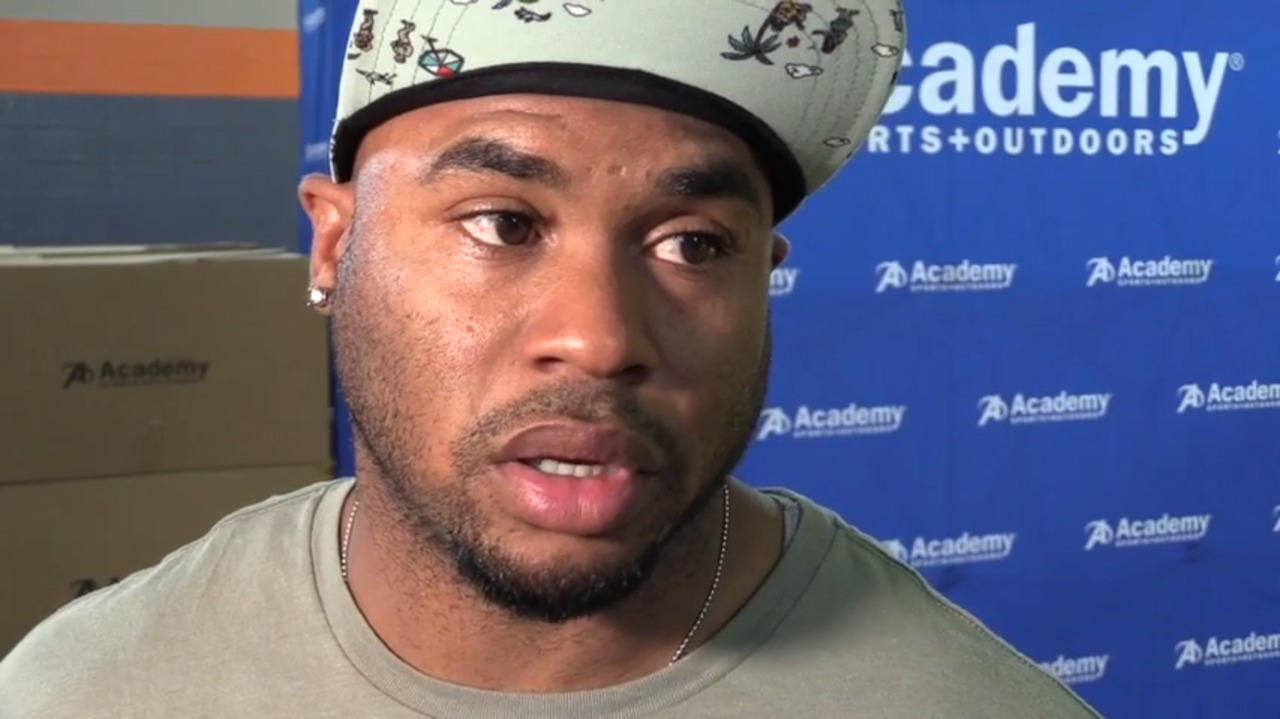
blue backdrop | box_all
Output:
[299,2,1280,715]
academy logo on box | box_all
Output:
[756,402,907,441]
[874,260,1016,293]
[1272,505,1280,535]
[1274,255,1280,283]
[977,390,1111,427]
[866,22,1243,157]
[769,267,800,297]
[1175,631,1280,670]
[1083,513,1211,550]
[1085,256,1213,287]
[1038,654,1110,686]
[61,358,212,390]
[881,532,1016,568]
[1176,381,1280,414]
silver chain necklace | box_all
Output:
[340,482,730,666]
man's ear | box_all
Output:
[770,232,791,270]
[298,173,354,315]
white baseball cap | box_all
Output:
[330,0,906,222]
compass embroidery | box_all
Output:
[417,36,465,77]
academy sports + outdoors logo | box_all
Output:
[874,259,1016,293]
[755,402,907,441]
[769,267,799,297]
[1176,380,1280,414]
[976,390,1111,427]
[1038,654,1110,686]
[880,531,1017,568]
[868,22,1244,157]
[1175,631,1280,670]
[301,6,326,32]
[61,358,211,389]
[1083,512,1211,550]
[1085,256,1213,287]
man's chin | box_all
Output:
[450,538,663,623]
[489,524,652,563]
[460,555,655,621]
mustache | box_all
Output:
[451,382,683,472]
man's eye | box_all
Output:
[460,212,536,246]
[651,233,735,266]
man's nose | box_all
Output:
[518,253,659,386]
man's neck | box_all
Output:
[341,481,783,693]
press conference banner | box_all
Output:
[300,3,1280,716]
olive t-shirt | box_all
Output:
[0,478,1102,718]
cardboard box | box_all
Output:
[0,244,332,484]
[0,464,334,657]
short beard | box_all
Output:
[336,245,772,623]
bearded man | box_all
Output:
[0,2,1103,717]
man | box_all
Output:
[0,1,1103,717]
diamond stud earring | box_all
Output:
[306,285,333,309]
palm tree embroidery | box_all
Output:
[722,1,814,65]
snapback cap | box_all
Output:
[331,0,905,222]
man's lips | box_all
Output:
[493,422,665,474]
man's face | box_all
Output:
[303,94,787,623]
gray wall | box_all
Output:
[0,0,295,28]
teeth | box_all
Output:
[532,459,606,478]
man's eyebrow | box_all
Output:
[654,161,765,213]
[418,137,568,187]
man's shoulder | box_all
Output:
[757,491,1103,717]
[0,480,336,716]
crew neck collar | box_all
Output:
[313,478,835,718]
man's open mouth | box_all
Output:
[497,423,664,478]
[518,458,609,478]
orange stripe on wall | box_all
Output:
[0,19,298,98]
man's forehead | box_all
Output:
[416,135,768,215]
[357,101,771,212]
[387,96,754,159]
